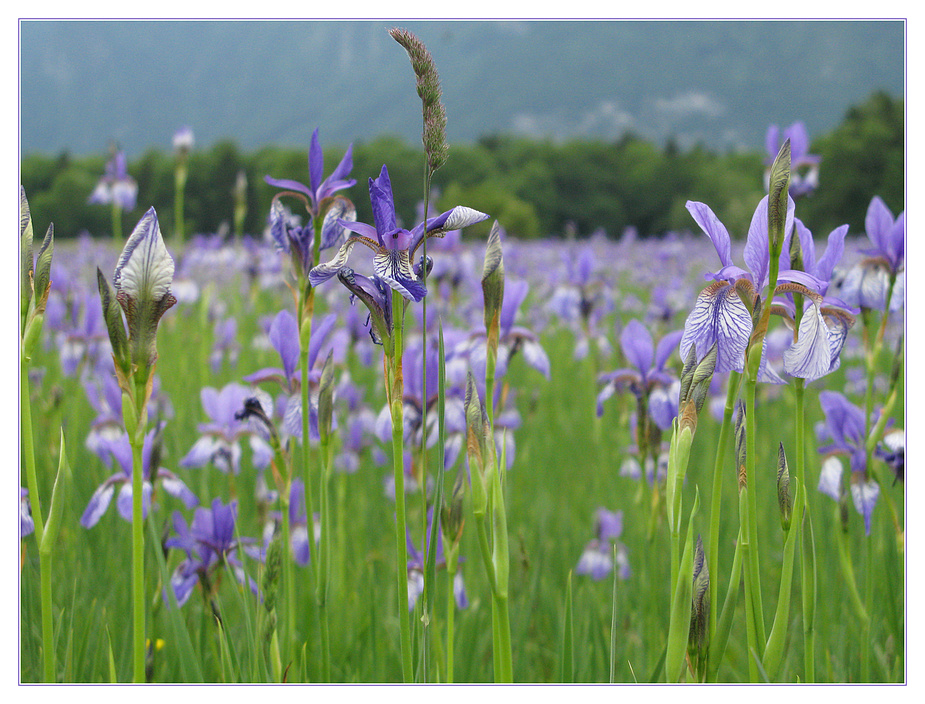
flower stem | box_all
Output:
[743,375,766,652]
[389,292,414,683]
[129,419,146,683]
[707,369,741,673]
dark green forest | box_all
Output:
[20,92,903,243]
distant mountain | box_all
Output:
[19,20,904,158]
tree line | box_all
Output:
[20,92,902,243]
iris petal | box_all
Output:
[374,249,427,302]
[680,281,752,374]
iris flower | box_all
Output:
[575,508,631,581]
[264,128,356,219]
[88,149,138,211]
[80,425,198,529]
[165,497,260,607]
[20,488,34,538]
[839,196,905,311]
[244,309,341,442]
[179,383,273,476]
[816,391,880,534]
[596,319,682,416]
[681,196,848,382]
[309,165,488,302]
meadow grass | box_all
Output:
[19,234,904,683]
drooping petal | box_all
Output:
[409,205,489,257]
[373,249,427,302]
[576,541,612,580]
[308,235,375,288]
[783,299,832,382]
[319,196,356,251]
[851,479,880,536]
[521,338,551,379]
[116,481,152,523]
[80,480,118,528]
[680,281,752,374]
[817,456,843,502]
[158,470,200,508]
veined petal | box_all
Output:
[783,299,831,381]
[320,196,356,251]
[114,208,175,303]
[374,249,427,302]
[680,281,752,375]
[308,236,368,288]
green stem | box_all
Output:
[835,506,869,625]
[707,369,741,676]
[743,375,766,652]
[389,293,414,683]
[318,433,333,682]
[490,464,513,682]
[739,486,759,682]
[446,556,457,683]
[129,420,146,683]
[708,530,744,682]
[763,481,802,681]
[21,358,55,681]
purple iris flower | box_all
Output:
[596,319,683,417]
[20,488,34,539]
[88,149,138,211]
[765,122,820,198]
[816,391,880,534]
[80,425,199,529]
[264,128,356,219]
[405,509,468,612]
[817,457,880,537]
[309,165,488,302]
[164,498,261,607]
[775,219,855,382]
[576,508,631,581]
[244,309,341,441]
[179,383,273,476]
[680,196,825,379]
[876,429,904,483]
[838,196,905,311]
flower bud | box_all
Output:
[318,350,335,442]
[97,267,131,376]
[40,430,71,557]
[113,208,177,370]
[481,221,505,348]
[20,187,34,330]
[464,372,490,516]
[768,138,792,259]
[688,534,710,663]
[735,401,747,492]
[777,442,792,532]
[33,224,54,315]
